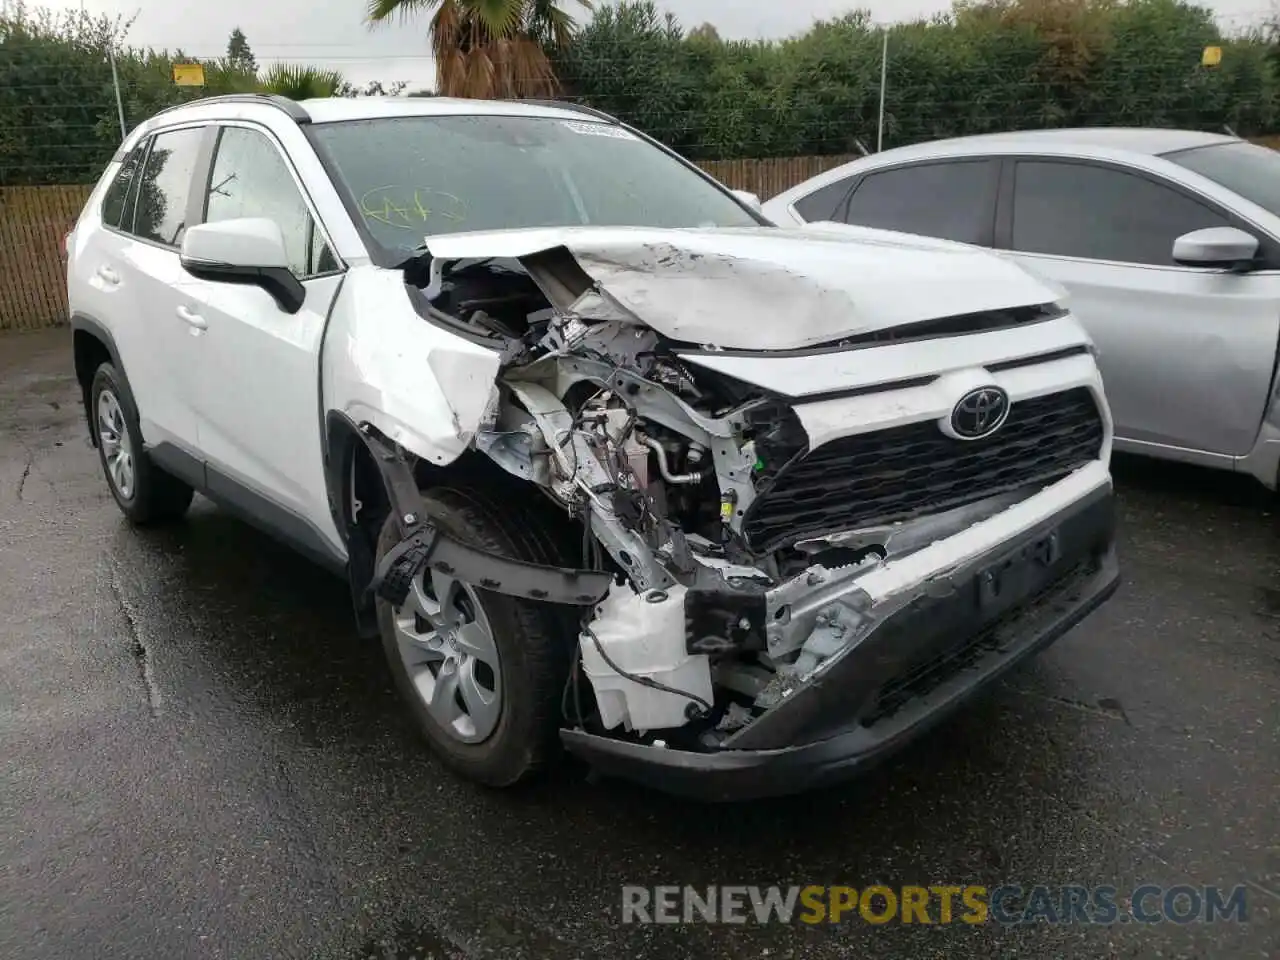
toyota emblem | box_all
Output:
[950,386,1010,439]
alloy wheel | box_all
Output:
[392,568,503,743]
[97,388,135,500]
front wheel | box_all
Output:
[375,485,575,787]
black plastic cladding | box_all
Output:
[743,388,1105,553]
[861,560,1094,726]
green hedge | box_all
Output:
[0,7,263,185]
[4,0,1279,185]
[554,0,1280,160]
[0,7,371,185]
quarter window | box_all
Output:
[841,161,996,244]
[203,126,335,278]
[1010,160,1230,266]
[793,176,856,222]
[133,127,205,247]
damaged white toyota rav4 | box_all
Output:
[68,95,1119,799]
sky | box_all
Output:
[36,0,1280,88]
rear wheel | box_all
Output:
[90,363,194,524]
[375,485,576,787]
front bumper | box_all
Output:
[561,477,1119,801]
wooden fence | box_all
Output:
[0,184,93,333]
[698,154,861,203]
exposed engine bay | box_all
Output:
[387,238,1106,751]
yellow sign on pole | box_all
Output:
[1202,46,1222,67]
[172,63,206,86]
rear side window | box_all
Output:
[1011,160,1230,265]
[133,126,205,247]
[101,146,144,229]
[793,176,856,222]
[842,160,996,244]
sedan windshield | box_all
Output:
[1164,140,1280,219]
[306,114,760,262]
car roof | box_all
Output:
[127,94,620,155]
[149,94,603,127]
[862,127,1240,161]
[294,95,600,124]
[763,127,1247,213]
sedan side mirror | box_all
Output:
[180,217,306,314]
[731,189,763,214]
[1172,226,1259,272]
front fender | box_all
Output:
[321,267,503,467]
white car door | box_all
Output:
[1001,158,1280,460]
[103,125,211,456]
[172,123,345,560]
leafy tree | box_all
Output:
[5,0,1280,184]
[0,2,135,183]
[688,22,720,43]
[554,1,701,151]
[226,27,256,73]
[560,0,1280,160]
[365,0,591,97]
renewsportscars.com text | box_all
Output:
[620,884,1249,926]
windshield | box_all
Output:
[306,114,761,262]
[1164,140,1280,218]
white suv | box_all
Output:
[67,95,1120,799]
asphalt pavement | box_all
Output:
[1,328,1277,959]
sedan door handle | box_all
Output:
[96,265,119,284]
[176,305,207,330]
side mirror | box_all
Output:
[1172,226,1259,272]
[180,217,306,313]
[731,189,763,213]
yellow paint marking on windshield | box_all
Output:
[360,185,468,230]
[418,189,466,222]
[412,190,431,223]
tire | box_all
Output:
[90,362,194,525]
[375,484,576,787]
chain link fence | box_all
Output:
[5,0,1280,330]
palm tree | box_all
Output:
[258,63,346,99]
[366,0,591,99]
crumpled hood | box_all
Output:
[424,224,1063,351]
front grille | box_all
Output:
[742,388,1103,552]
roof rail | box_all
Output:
[149,93,312,124]
[514,99,620,124]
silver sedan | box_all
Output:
[763,128,1280,489]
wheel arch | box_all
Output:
[324,410,589,635]
[324,412,383,635]
[71,313,124,447]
